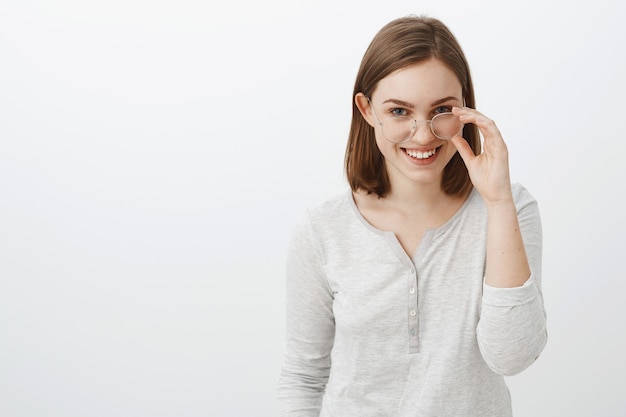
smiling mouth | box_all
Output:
[403,146,442,160]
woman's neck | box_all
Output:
[382,179,451,215]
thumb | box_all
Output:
[450,135,475,165]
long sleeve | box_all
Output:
[476,186,547,375]
[277,211,335,416]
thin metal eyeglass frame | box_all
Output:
[367,99,462,143]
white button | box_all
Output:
[409,288,416,294]
[409,268,415,274]
[410,329,416,336]
[410,310,416,316]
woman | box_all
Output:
[277,15,547,417]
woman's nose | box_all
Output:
[408,120,435,143]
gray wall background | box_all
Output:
[2,0,625,415]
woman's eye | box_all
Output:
[390,108,408,117]
[434,105,453,114]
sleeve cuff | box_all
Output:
[482,274,539,307]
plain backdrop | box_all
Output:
[1,0,625,416]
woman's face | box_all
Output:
[359,58,464,191]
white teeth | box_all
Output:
[405,148,436,159]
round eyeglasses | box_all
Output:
[370,104,464,143]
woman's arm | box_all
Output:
[451,108,547,375]
[477,188,547,375]
[277,211,335,416]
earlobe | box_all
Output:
[355,93,376,128]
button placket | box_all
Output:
[408,266,419,353]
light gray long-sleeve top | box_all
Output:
[277,183,547,417]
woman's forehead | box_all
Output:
[373,60,463,105]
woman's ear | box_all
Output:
[355,92,377,128]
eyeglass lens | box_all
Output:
[382,113,463,143]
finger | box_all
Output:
[450,135,476,165]
[452,107,497,132]
[452,107,507,150]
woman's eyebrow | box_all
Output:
[431,96,461,106]
[381,96,461,108]
[381,98,414,108]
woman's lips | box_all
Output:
[403,146,442,160]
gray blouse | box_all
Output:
[277,183,547,417]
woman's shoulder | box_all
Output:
[510,182,539,209]
[469,183,537,205]
[288,190,356,244]
[304,190,354,224]
[464,183,538,218]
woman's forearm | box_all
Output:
[484,197,531,288]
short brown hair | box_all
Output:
[344,15,481,198]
